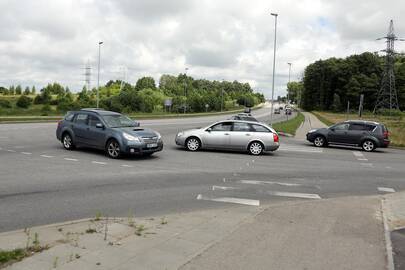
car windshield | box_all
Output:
[102,114,135,128]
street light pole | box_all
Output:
[184,67,188,114]
[287,62,292,105]
[269,13,278,126]
[221,79,224,112]
[97,41,103,108]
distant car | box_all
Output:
[274,108,281,114]
[306,120,390,152]
[56,109,163,158]
[229,113,258,122]
[175,120,279,155]
[285,108,292,115]
[279,106,284,110]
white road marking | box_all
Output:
[361,163,373,167]
[196,194,260,206]
[40,155,54,158]
[64,158,78,162]
[91,161,107,165]
[6,149,16,152]
[212,185,238,191]
[20,152,32,155]
[378,187,396,193]
[279,147,323,153]
[239,180,301,187]
[358,158,368,161]
[267,191,321,199]
[353,151,368,161]
[121,164,133,168]
[381,199,395,270]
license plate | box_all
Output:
[147,143,158,148]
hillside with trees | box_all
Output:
[287,52,405,113]
[0,74,264,116]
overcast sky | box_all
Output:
[0,0,404,97]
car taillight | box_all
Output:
[57,120,62,127]
[384,131,389,139]
[273,133,279,143]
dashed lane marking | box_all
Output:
[212,186,238,191]
[279,147,323,153]
[353,151,368,161]
[196,194,260,206]
[91,161,107,165]
[6,149,16,153]
[361,163,373,167]
[378,187,396,193]
[267,191,321,199]
[121,164,133,168]
[64,158,78,162]
[40,155,54,158]
[21,152,32,155]
[238,180,302,187]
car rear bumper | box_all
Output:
[265,143,279,152]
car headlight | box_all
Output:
[177,132,184,137]
[308,129,317,133]
[156,132,162,140]
[123,132,140,142]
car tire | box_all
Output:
[62,133,75,150]
[186,137,201,151]
[313,136,326,147]
[362,140,375,152]
[248,141,264,155]
[106,139,121,159]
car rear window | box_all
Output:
[365,124,376,131]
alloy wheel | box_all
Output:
[314,136,325,147]
[249,142,263,155]
[362,140,375,152]
[63,134,73,150]
[107,141,120,158]
[186,138,200,151]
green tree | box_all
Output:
[24,86,30,95]
[16,95,33,108]
[15,85,22,95]
[135,77,156,91]
[31,86,36,95]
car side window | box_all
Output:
[349,123,366,131]
[365,124,376,131]
[333,123,349,131]
[211,122,232,131]
[65,112,75,121]
[251,124,270,132]
[88,115,102,127]
[74,114,88,125]
[232,122,252,132]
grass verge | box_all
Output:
[0,246,47,268]
[272,112,304,136]
[0,104,264,123]
[312,111,405,147]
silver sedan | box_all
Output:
[175,120,279,155]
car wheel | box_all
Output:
[249,141,264,155]
[186,137,201,151]
[313,136,326,147]
[106,139,121,159]
[362,140,375,152]
[62,133,75,150]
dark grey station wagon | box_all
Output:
[56,109,163,158]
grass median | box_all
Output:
[312,111,405,147]
[272,112,304,136]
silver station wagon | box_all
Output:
[175,120,279,155]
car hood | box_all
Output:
[308,128,328,134]
[119,127,158,138]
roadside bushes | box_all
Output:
[0,99,12,108]
[16,95,32,108]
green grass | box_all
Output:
[272,112,304,136]
[0,103,264,123]
[312,111,405,147]
[0,249,26,265]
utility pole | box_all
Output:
[221,79,224,112]
[183,67,188,114]
[97,41,103,108]
[287,62,292,105]
[269,12,278,125]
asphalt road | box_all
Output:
[0,105,405,232]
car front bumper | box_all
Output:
[123,141,164,155]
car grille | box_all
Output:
[142,137,158,144]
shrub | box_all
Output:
[0,99,12,108]
[16,95,33,108]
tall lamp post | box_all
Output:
[287,62,292,105]
[97,41,103,108]
[184,67,188,114]
[269,13,278,125]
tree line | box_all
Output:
[0,74,265,114]
[287,52,405,113]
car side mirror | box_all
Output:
[206,128,212,132]
[96,123,104,129]
[330,128,335,132]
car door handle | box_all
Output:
[224,133,230,135]
[245,133,251,136]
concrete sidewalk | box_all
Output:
[1,193,398,270]
[295,111,328,140]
